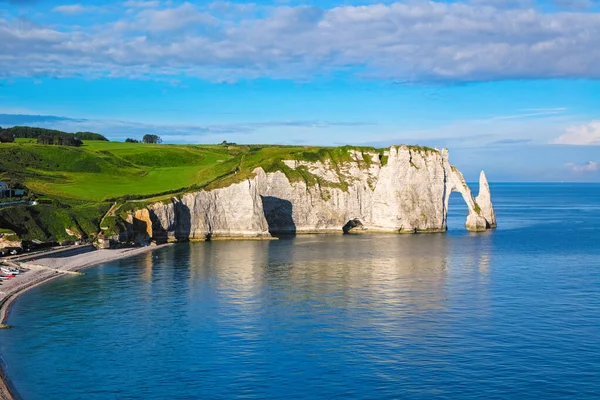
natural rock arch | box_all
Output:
[445,167,496,232]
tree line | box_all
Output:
[0,126,109,142]
[37,134,83,147]
[0,126,111,147]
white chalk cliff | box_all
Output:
[121,146,496,242]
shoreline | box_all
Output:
[0,243,172,400]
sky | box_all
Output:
[1,0,600,181]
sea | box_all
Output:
[1,183,599,399]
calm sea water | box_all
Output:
[2,183,600,399]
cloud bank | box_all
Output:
[1,1,600,82]
[565,161,598,172]
[552,121,600,145]
[52,4,99,14]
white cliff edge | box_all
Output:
[118,146,496,242]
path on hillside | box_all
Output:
[0,201,36,209]
[98,202,119,229]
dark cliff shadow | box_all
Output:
[132,217,151,244]
[174,201,192,241]
[343,218,364,234]
[261,195,296,237]
[147,209,169,244]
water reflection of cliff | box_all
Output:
[137,245,193,303]
[183,235,458,316]
[129,234,494,352]
[273,234,451,315]
[143,233,492,319]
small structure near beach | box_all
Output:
[0,181,25,199]
[94,232,111,249]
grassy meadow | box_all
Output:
[4,140,239,201]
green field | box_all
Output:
[0,140,434,242]
[1,141,240,201]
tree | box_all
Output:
[125,138,139,143]
[0,129,15,143]
[143,134,162,144]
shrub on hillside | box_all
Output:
[0,129,15,143]
[143,134,162,144]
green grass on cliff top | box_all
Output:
[0,141,438,202]
[0,141,236,201]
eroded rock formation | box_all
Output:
[120,146,496,241]
[475,171,496,229]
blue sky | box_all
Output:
[1,0,600,181]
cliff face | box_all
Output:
[122,146,495,242]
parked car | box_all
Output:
[1,247,21,256]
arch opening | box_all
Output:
[342,219,364,234]
[446,191,470,232]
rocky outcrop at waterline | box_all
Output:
[475,171,496,229]
[115,145,496,243]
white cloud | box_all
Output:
[208,1,257,15]
[4,1,600,82]
[52,4,98,14]
[490,108,566,120]
[469,0,535,7]
[123,0,160,8]
[116,3,215,32]
[565,161,598,172]
[552,121,600,145]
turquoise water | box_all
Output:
[2,183,600,399]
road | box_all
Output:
[0,200,36,209]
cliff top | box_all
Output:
[0,140,441,242]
